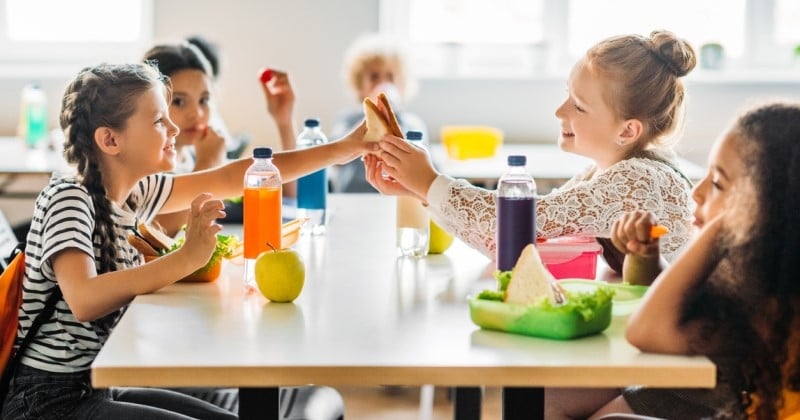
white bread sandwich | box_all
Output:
[363,92,403,142]
[504,244,566,306]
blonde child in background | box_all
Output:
[1,62,371,419]
[331,32,427,193]
[365,30,697,272]
[143,41,298,234]
[547,102,800,419]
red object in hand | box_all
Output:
[259,68,273,84]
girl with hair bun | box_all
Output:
[366,30,698,272]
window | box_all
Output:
[0,0,153,78]
[381,0,800,80]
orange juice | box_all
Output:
[243,186,282,259]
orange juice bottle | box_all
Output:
[243,147,282,292]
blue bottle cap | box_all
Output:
[253,147,273,158]
[508,155,526,166]
[405,131,423,141]
[304,118,320,128]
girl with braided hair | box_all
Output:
[1,62,371,419]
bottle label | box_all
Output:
[243,186,282,258]
[496,196,536,271]
[297,168,327,209]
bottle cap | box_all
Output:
[304,118,320,128]
[508,155,526,166]
[253,147,273,158]
[405,131,423,141]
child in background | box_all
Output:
[549,103,800,419]
[1,62,371,419]
[143,41,298,234]
[365,30,696,271]
[331,32,427,193]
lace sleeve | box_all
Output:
[427,158,693,260]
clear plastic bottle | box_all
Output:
[17,83,48,149]
[296,118,328,235]
[396,131,430,257]
[496,155,537,271]
[243,147,282,292]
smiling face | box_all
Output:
[554,60,629,168]
[168,69,212,149]
[691,130,748,228]
[114,85,180,176]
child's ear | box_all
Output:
[94,127,121,155]
[618,119,644,147]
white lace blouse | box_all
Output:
[426,157,694,261]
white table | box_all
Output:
[92,194,715,419]
[0,137,73,199]
[430,143,706,190]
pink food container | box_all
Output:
[538,237,603,280]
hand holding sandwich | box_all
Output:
[174,193,225,274]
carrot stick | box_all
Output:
[650,225,669,239]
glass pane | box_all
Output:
[775,0,800,45]
[408,0,543,45]
[568,0,745,58]
[6,0,141,42]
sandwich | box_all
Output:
[363,92,403,142]
[127,222,240,283]
[504,244,563,306]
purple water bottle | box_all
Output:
[496,155,537,271]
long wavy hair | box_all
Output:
[60,63,166,273]
[679,103,800,419]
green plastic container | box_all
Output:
[469,281,614,340]
[559,279,648,317]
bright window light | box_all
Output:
[6,0,141,42]
[567,0,745,58]
[775,0,800,46]
[408,0,543,45]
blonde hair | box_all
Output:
[341,33,418,101]
[585,30,697,152]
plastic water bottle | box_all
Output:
[296,118,328,235]
[496,155,537,271]
[396,131,430,257]
[243,147,282,293]
[17,83,48,149]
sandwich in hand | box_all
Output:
[127,222,240,283]
[363,92,403,142]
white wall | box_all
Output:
[1,0,799,167]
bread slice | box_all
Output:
[138,222,176,252]
[363,92,403,142]
[504,244,558,305]
[127,234,160,257]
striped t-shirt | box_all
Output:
[17,173,173,373]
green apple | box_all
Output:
[429,221,455,254]
[254,247,305,302]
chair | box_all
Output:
[0,210,18,270]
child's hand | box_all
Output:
[375,135,439,200]
[611,210,661,257]
[181,193,225,270]
[363,154,423,200]
[193,127,226,170]
[260,69,295,128]
[337,119,376,163]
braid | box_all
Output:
[60,63,166,273]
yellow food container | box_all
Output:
[441,126,503,160]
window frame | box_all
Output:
[0,0,154,78]
[380,0,799,81]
